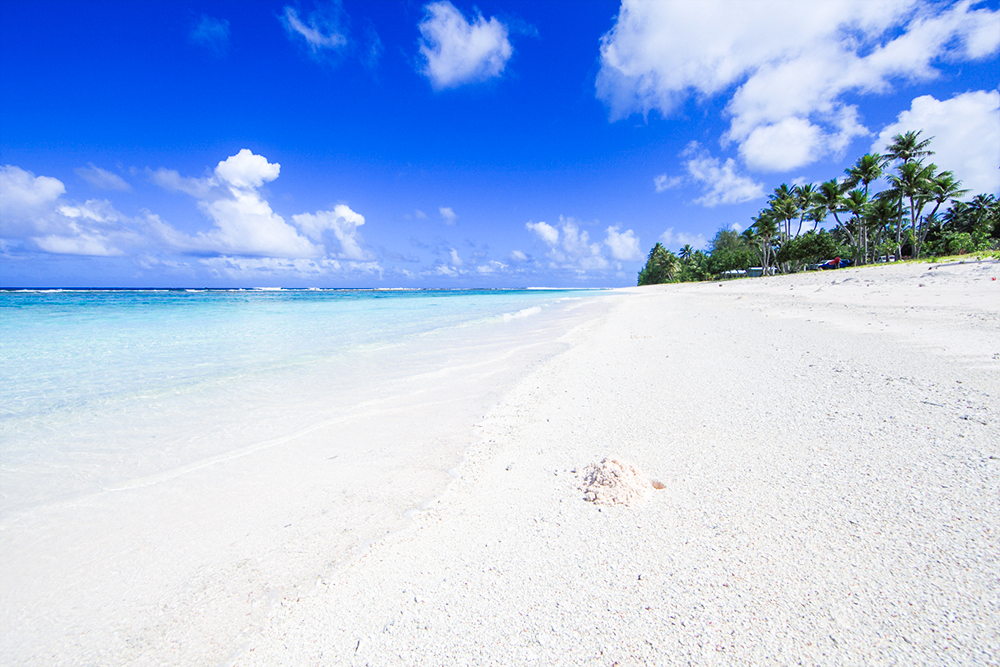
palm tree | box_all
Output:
[841,189,869,264]
[793,183,818,237]
[844,153,887,258]
[768,184,798,241]
[844,153,887,198]
[917,171,968,257]
[885,131,934,165]
[806,202,828,232]
[887,160,937,258]
[867,196,898,260]
[637,243,682,285]
[679,244,694,261]
[817,179,846,229]
[751,209,779,273]
[885,132,935,259]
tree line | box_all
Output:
[638,130,1000,285]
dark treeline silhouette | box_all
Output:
[638,130,1000,285]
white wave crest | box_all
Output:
[502,306,541,322]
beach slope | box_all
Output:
[236,260,1000,666]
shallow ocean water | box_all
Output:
[0,288,605,518]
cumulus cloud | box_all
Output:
[0,166,148,256]
[448,248,463,265]
[738,117,825,173]
[509,249,528,262]
[148,150,375,260]
[604,225,641,261]
[33,233,120,256]
[525,216,642,271]
[439,206,457,224]
[145,150,319,258]
[1,152,383,280]
[681,142,765,207]
[0,165,65,236]
[597,0,1000,172]
[215,149,281,189]
[75,164,131,191]
[281,2,347,56]
[190,15,230,55]
[177,150,317,258]
[197,192,316,258]
[292,204,371,260]
[873,90,1000,196]
[525,220,559,245]
[418,1,513,89]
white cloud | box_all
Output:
[281,3,347,55]
[152,148,282,199]
[180,150,317,258]
[0,166,134,255]
[739,117,824,172]
[509,249,528,262]
[57,199,121,223]
[872,90,1000,196]
[433,263,460,276]
[215,149,281,189]
[190,15,230,55]
[34,233,121,256]
[525,220,559,245]
[0,165,65,236]
[1,152,384,276]
[477,260,506,274]
[654,173,683,192]
[448,248,463,266]
[148,150,321,259]
[0,166,156,256]
[682,142,765,207]
[418,1,512,89]
[75,164,131,191]
[597,0,1000,172]
[659,227,708,251]
[292,204,371,260]
[439,206,457,224]
[197,190,317,258]
[415,209,428,219]
[604,225,641,261]
[526,216,612,271]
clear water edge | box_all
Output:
[0,288,612,520]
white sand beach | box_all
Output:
[5,259,1000,665]
[233,259,999,666]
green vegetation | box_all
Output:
[638,130,1000,285]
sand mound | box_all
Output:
[579,458,657,506]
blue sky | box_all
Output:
[1,0,997,287]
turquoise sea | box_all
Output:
[0,288,607,518]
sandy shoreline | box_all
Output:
[5,260,999,665]
[235,259,999,666]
